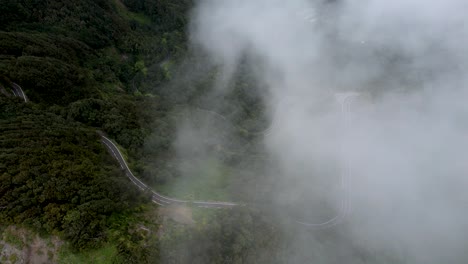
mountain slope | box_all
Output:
[0,99,146,250]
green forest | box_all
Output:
[0,0,283,263]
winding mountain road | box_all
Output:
[7,83,237,208]
[9,85,359,226]
[100,135,238,208]
[295,92,359,228]
[101,93,359,223]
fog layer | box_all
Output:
[188,0,468,262]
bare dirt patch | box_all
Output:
[0,226,62,264]
[159,205,195,226]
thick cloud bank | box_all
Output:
[189,0,468,262]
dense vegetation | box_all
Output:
[0,0,191,104]
[0,0,282,263]
[0,99,146,250]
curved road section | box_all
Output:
[10,82,28,103]
[100,135,238,208]
[8,82,358,225]
[295,92,359,228]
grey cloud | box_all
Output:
[187,0,468,262]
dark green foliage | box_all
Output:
[0,29,146,105]
[0,0,279,262]
[122,0,192,33]
[0,32,92,65]
[0,32,100,105]
[0,0,192,103]
[9,56,96,104]
[0,1,46,29]
[0,99,146,250]
[0,32,99,105]
[66,97,150,151]
[0,0,128,49]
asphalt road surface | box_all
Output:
[295,92,359,228]
[100,93,359,222]
[6,67,362,226]
[10,82,28,102]
[100,135,238,208]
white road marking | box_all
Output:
[101,92,358,218]
[101,136,237,208]
[152,200,164,206]
[295,93,359,228]
[11,83,27,102]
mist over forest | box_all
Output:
[180,0,468,262]
[1,0,467,263]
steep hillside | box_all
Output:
[0,1,277,263]
[0,99,146,250]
